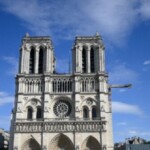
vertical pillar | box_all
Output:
[46,47,50,73]
[99,45,105,72]
[78,45,82,73]
[26,48,30,74]
[87,45,91,73]
[35,47,39,74]
[76,45,79,72]
[101,47,105,72]
[19,48,23,73]
[21,49,27,73]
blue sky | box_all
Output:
[0,0,150,143]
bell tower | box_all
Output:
[19,33,55,74]
[72,32,105,73]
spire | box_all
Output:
[95,32,99,36]
[25,32,29,37]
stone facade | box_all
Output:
[9,33,114,150]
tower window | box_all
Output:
[90,47,95,73]
[27,107,33,120]
[83,106,89,119]
[29,47,35,74]
[38,47,44,73]
[82,47,87,73]
[36,107,42,119]
[92,107,97,119]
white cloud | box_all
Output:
[128,130,150,136]
[3,56,18,75]
[143,60,150,65]
[139,0,150,20]
[112,101,143,115]
[128,130,138,135]
[109,64,138,84]
[0,91,8,97]
[82,0,139,43]
[119,89,127,92]
[117,122,127,126]
[0,0,150,45]
[0,91,14,106]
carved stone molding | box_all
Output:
[14,120,106,133]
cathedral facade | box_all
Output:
[9,33,114,150]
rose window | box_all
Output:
[53,100,72,117]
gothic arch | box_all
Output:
[38,47,44,74]
[92,106,98,119]
[81,136,101,150]
[24,98,41,111]
[29,46,36,74]
[21,138,40,150]
[27,106,33,120]
[83,106,89,119]
[90,46,95,73]
[36,106,42,119]
[82,45,87,73]
[81,97,97,106]
[49,134,74,150]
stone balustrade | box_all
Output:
[17,74,99,94]
[14,120,106,133]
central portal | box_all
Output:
[49,134,74,150]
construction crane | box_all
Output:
[109,84,132,89]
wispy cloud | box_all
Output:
[109,64,138,84]
[128,130,150,136]
[112,101,143,116]
[143,60,150,65]
[117,122,127,126]
[3,56,18,75]
[139,0,150,20]
[0,91,13,106]
[0,0,150,44]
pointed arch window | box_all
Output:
[83,106,89,119]
[82,47,87,73]
[38,47,44,73]
[27,107,33,120]
[36,107,42,119]
[92,107,97,119]
[29,47,35,74]
[90,47,95,73]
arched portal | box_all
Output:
[22,138,40,150]
[81,136,101,150]
[49,134,74,150]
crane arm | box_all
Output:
[110,84,132,88]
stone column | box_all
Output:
[99,45,105,72]
[76,45,79,72]
[26,49,30,74]
[101,46,105,72]
[78,45,82,73]
[35,47,39,74]
[19,47,23,73]
[46,47,50,73]
[87,45,91,73]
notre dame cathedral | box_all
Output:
[9,33,114,150]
